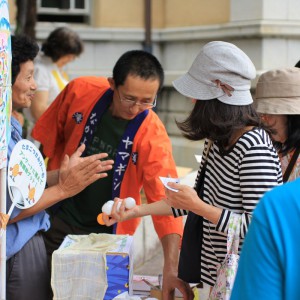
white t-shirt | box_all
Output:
[24,54,69,141]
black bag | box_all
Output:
[178,141,211,283]
[178,166,205,283]
[178,211,203,283]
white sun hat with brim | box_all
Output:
[172,41,256,105]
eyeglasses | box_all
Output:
[116,89,157,108]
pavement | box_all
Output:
[133,232,163,276]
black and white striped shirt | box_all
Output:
[173,128,282,285]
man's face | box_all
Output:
[12,60,37,110]
[108,74,159,120]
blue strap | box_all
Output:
[50,89,149,235]
[80,89,113,154]
[111,110,149,233]
[80,88,149,201]
[80,89,149,233]
[47,90,113,215]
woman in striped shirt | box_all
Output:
[104,41,282,298]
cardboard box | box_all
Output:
[52,234,134,300]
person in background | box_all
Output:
[231,177,300,300]
[31,50,186,299]
[7,35,113,300]
[23,27,83,142]
[255,67,300,182]
[103,41,283,298]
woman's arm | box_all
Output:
[9,144,114,223]
[165,182,222,224]
[102,197,173,226]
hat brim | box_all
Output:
[173,72,221,100]
[173,72,253,105]
[255,98,300,114]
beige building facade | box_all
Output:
[8,0,300,168]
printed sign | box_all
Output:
[0,0,11,169]
[8,140,46,209]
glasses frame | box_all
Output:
[116,89,157,109]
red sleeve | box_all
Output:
[137,113,184,239]
[32,77,110,170]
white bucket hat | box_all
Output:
[172,41,256,105]
[255,67,300,114]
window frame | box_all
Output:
[37,0,90,16]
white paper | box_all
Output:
[159,177,180,192]
[195,154,202,163]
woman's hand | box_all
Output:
[58,144,114,198]
[165,182,200,211]
[166,182,222,224]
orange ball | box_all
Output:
[97,213,105,225]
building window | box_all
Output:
[37,0,90,24]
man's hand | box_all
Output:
[58,144,114,198]
[163,273,194,300]
[101,198,140,226]
[160,234,193,300]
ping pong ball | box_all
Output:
[97,213,105,225]
[125,197,136,209]
[102,200,114,215]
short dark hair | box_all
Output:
[112,50,164,90]
[11,35,39,85]
[274,115,300,154]
[176,98,264,148]
[41,27,83,62]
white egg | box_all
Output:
[116,202,122,212]
[102,198,135,215]
[125,197,136,209]
[102,200,114,215]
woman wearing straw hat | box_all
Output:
[255,67,300,182]
[103,41,283,298]
[232,69,300,299]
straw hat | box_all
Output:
[255,67,300,114]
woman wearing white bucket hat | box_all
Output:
[102,41,283,298]
[255,67,300,182]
